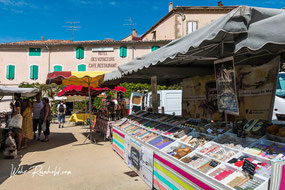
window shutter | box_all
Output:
[54,65,62,71]
[78,64,86,71]
[80,47,84,59]
[193,22,197,32]
[30,65,34,79]
[6,65,10,79]
[29,48,41,56]
[151,46,160,51]
[34,65,39,80]
[76,47,84,59]
[8,65,15,80]
[120,46,127,58]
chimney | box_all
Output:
[218,1,223,6]
[41,36,45,41]
[169,2,173,12]
[132,29,138,37]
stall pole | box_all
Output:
[268,56,281,122]
[151,76,158,113]
[88,81,96,144]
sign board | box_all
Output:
[182,75,222,120]
[214,57,239,115]
[92,47,114,52]
[242,159,256,176]
[182,56,280,121]
[126,136,153,187]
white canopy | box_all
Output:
[0,86,39,98]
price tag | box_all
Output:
[217,129,224,133]
[207,128,213,134]
[209,160,219,168]
[242,159,256,176]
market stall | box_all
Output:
[53,81,126,140]
[46,71,107,143]
[103,6,285,190]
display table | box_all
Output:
[69,113,96,124]
[110,111,283,189]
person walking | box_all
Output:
[22,100,33,148]
[40,97,51,142]
[32,93,43,140]
[57,101,66,128]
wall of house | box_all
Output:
[0,43,166,86]
[143,15,176,41]
[143,11,229,41]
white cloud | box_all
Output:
[0,0,28,7]
[109,1,116,6]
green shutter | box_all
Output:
[76,47,84,59]
[29,48,41,56]
[30,65,34,79]
[78,64,86,71]
[120,46,127,58]
[80,47,84,59]
[76,47,80,59]
[54,65,62,71]
[6,65,10,79]
[6,65,15,80]
[151,46,160,51]
[30,65,38,80]
[34,65,39,79]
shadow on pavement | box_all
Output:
[0,130,77,185]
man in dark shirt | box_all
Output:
[14,93,24,115]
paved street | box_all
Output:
[0,122,149,190]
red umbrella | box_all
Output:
[58,85,126,97]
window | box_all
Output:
[120,46,127,58]
[29,48,41,56]
[151,46,160,51]
[76,47,84,59]
[78,64,86,71]
[187,21,197,34]
[6,65,15,80]
[53,65,62,71]
[30,65,39,80]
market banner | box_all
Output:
[236,56,280,120]
[182,75,222,120]
[214,57,239,115]
[126,136,153,188]
[127,137,142,176]
[182,56,280,121]
[141,146,154,187]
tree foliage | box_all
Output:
[18,82,65,98]
[119,82,182,98]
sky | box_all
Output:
[0,0,284,43]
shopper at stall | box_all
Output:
[14,93,24,115]
[8,108,23,150]
[40,97,51,142]
[32,92,43,140]
[22,99,33,148]
[57,101,66,128]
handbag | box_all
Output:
[42,121,46,131]
[8,114,23,129]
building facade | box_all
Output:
[0,3,236,86]
[0,40,169,86]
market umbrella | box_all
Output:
[57,85,126,97]
[46,71,108,143]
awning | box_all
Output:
[46,71,107,88]
[0,86,39,98]
[58,85,126,97]
[103,6,285,85]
